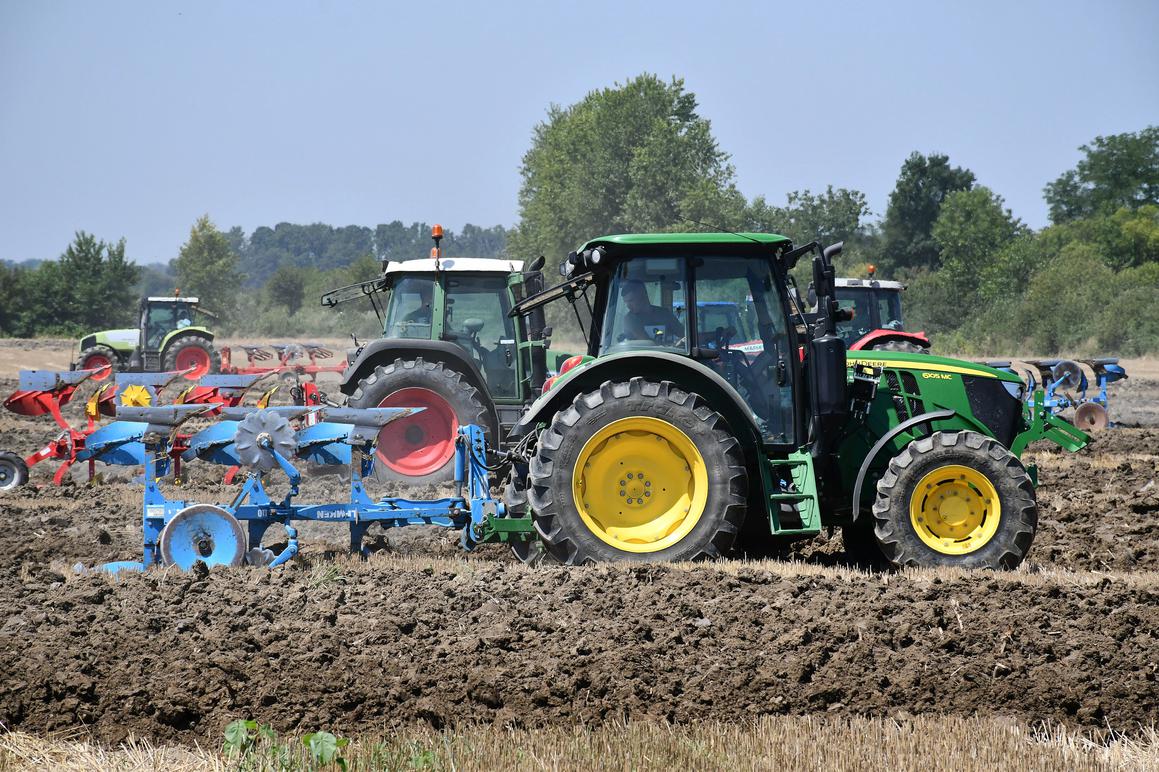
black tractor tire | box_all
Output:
[163,336,221,378]
[527,378,748,564]
[0,451,30,492]
[77,344,119,379]
[871,339,929,354]
[348,358,494,485]
[871,431,1037,570]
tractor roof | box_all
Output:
[835,278,905,291]
[577,232,791,252]
[146,296,200,303]
[384,257,523,275]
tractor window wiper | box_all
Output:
[507,272,595,318]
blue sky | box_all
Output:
[1,0,1156,264]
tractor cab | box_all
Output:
[513,233,811,448]
[378,259,526,399]
[828,276,930,353]
[131,297,218,376]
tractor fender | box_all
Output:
[851,329,930,351]
[509,351,763,446]
[159,327,215,353]
[850,408,956,522]
[339,338,498,416]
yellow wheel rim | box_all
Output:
[908,464,1001,555]
[572,417,708,554]
[118,384,153,407]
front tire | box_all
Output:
[871,431,1036,570]
[348,358,494,484]
[78,345,118,380]
[528,378,747,564]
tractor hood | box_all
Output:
[846,351,1023,384]
[82,329,140,351]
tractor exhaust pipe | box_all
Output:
[522,256,549,396]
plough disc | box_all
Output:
[233,410,297,471]
[1074,402,1109,431]
[1051,360,1084,391]
[159,504,247,569]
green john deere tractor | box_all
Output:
[499,232,1087,570]
[74,296,220,381]
[323,228,575,483]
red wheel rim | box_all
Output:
[83,354,112,380]
[376,387,458,476]
[175,346,211,379]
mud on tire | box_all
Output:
[871,430,1037,570]
[527,378,747,564]
[348,357,494,484]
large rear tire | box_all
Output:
[348,358,494,484]
[527,378,747,564]
[871,431,1036,570]
[78,345,118,380]
[163,337,220,379]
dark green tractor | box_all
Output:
[501,232,1087,569]
[323,231,575,483]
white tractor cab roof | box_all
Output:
[146,296,201,303]
[835,278,905,292]
[383,258,523,275]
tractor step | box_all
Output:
[760,451,821,536]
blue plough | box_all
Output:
[82,404,517,573]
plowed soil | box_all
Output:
[0,341,1156,745]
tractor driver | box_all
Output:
[620,280,684,343]
[402,282,433,326]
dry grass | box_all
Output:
[2,717,1156,771]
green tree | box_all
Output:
[1044,127,1159,223]
[881,152,976,273]
[510,74,741,263]
[265,264,307,315]
[0,263,29,335]
[21,232,140,336]
[744,186,871,246]
[173,215,243,320]
[932,187,1026,302]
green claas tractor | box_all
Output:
[74,296,220,381]
[500,232,1087,569]
[322,227,574,482]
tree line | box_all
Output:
[3,74,1156,356]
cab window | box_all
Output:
[383,276,436,339]
[600,259,689,354]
